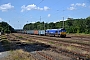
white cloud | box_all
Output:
[71,4,75,6]
[76,3,86,7]
[82,3,86,7]
[76,3,82,6]
[0,18,3,20]
[44,6,50,11]
[68,3,86,10]
[53,19,65,23]
[21,4,50,12]
[31,22,35,23]
[48,14,51,17]
[0,3,14,12]
[0,18,3,22]
[68,6,76,10]
[53,20,60,23]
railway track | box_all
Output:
[33,36,90,49]
[17,34,90,50]
[71,36,90,41]
[6,34,61,60]
[66,34,90,41]
[12,34,90,48]
[30,51,56,60]
[26,34,90,41]
[6,33,90,60]
[1,34,57,60]
[25,34,90,46]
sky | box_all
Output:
[0,0,90,29]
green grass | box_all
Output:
[67,33,90,36]
[86,55,90,59]
[1,35,7,39]
[6,49,34,60]
[49,41,54,44]
[18,36,23,39]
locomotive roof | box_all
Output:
[46,29,58,30]
[46,28,65,30]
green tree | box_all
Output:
[23,16,90,34]
[0,21,15,33]
[85,16,90,33]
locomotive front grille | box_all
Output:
[60,32,66,35]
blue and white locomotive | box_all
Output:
[45,28,66,37]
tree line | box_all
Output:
[23,16,90,34]
[0,22,15,33]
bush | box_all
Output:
[1,39,11,50]
[4,30,11,34]
[1,39,10,44]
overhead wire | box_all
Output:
[11,0,44,20]
[10,0,44,28]
[37,0,44,6]
[14,0,65,22]
[28,0,65,22]
[32,0,67,22]
[9,0,87,29]
[12,0,68,28]
[21,0,44,17]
